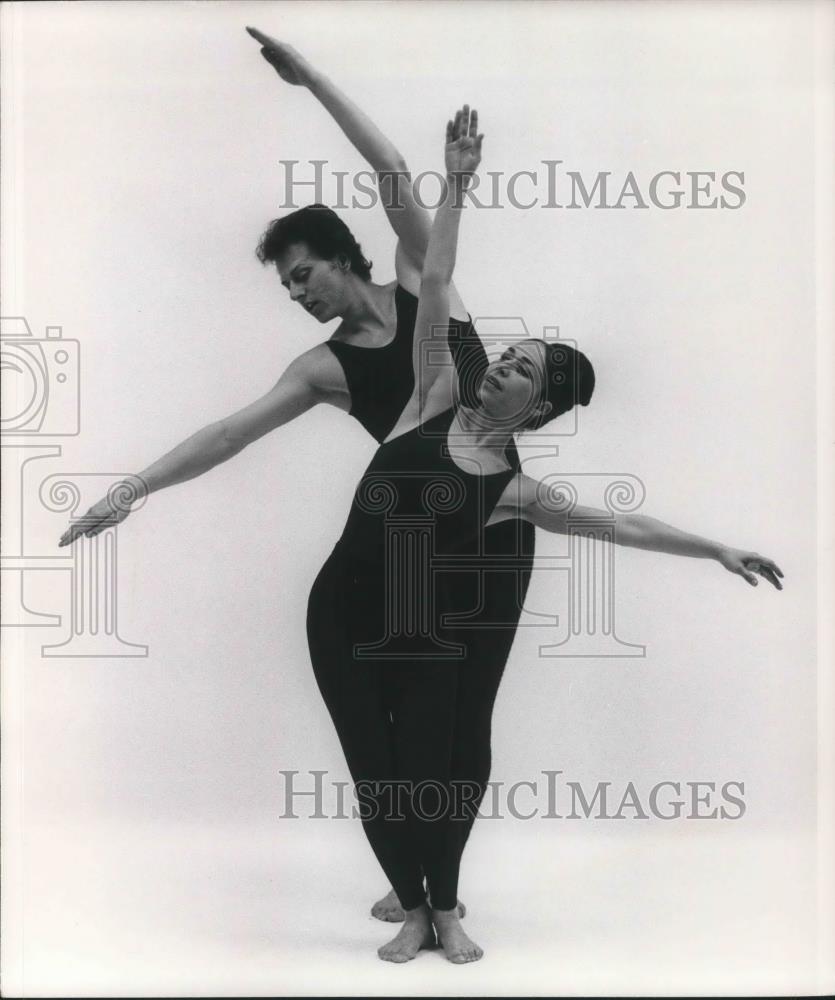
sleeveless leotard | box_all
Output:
[309,405,516,911]
[306,284,535,909]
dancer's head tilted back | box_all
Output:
[476,339,595,431]
[256,204,373,323]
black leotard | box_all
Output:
[308,283,535,906]
[309,407,516,911]
[324,285,416,443]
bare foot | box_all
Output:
[371,888,405,922]
[377,904,435,963]
[372,888,467,922]
[432,907,483,964]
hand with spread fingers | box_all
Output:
[716,548,785,590]
[245,26,318,88]
[444,104,484,186]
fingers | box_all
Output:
[759,566,783,590]
[745,554,785,590]
[446,119,454,144]
[246,26,274,46]
[450,104,475,142]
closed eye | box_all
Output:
[500,350,533,378]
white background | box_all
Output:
[2,0,832,995]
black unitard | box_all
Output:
[306,285,535,905]
[308,405,517,910]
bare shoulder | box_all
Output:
[290,342,350,409]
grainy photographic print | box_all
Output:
[1,0,833,996]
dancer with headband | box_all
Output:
[290,103,783,963]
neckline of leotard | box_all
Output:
[385,406,515,480]
[326,284,472,353]
[326,284,408,353]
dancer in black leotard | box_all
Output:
[302,104,783,964]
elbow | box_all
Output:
[217,420,247,458]
[386,152,409,175]
[420,270,452,292]
[376,151,409,176]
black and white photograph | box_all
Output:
[1,0,833,995]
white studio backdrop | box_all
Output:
[1,1,830,996]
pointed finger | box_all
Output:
[452,109,463,141]
[246,27,273,46]
[446,120,454,144]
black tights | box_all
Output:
[306,528,533,911]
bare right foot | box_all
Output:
[377,904,436,963]
[371,888,467,923]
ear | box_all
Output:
[531,399,552,425]
[334,253,350,272]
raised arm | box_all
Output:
[246,26,428,263]
[245,26,467,314]
[58,347,343,547]
[388,107,483,430]
[490,474,785,590]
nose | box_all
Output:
[289,282,305,302]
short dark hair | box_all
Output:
[255,204,373,280]
[525,340,595,430]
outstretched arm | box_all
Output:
[58,348,341,546]
[490,474,784,590]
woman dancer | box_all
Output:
[58,30,532,924]
[300,104,783,964]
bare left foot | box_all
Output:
[377,904,436,963]
[432,907,483,964]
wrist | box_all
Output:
[122,474,150,502]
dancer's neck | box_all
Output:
[452,406,516,461]
[337,278,394,336]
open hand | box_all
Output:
[717,548,784,590]
[58,482,142,548]
[245,27,317,88]
[445,104,483,184]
